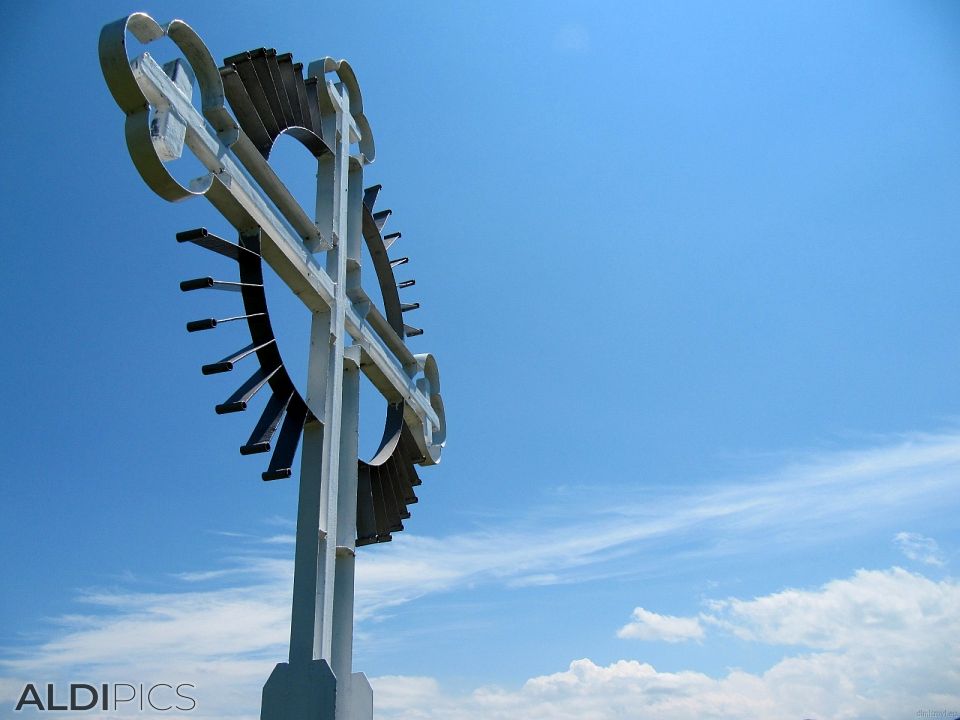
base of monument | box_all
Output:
[260,661,372,720]
[261,660,335,720]
[343,672,373,720]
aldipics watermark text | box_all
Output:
[13,683,196,712]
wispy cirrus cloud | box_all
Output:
[894,531,946,566]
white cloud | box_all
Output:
[894,531,946,566]
[372,568,960,720]
[616,607,704,642]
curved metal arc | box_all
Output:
[99,12,238,203]
[305,57,376,163]
[408,353,446,466]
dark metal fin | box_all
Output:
[241,391,293,455]
[248,48,287,132]
[224,51,280,139]
[275,53,303,127]
[391,453,419,505]
[220,66,273,156]
[262,398,308,481]
[389,257,409,268]
[363,184,382,210]
[400,303,420,313]
[385,458,411,519]
[304,78,324,143]
[404,325,423,338]
[291,62,314,134]
[396,279,415,289]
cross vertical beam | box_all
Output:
[283,77,367,719]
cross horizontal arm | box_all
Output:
[131,52,440,434]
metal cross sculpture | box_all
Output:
[99,13,446,720]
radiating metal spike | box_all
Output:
[202,339,275,375]
[177,228,260,261]
[215,366,280,414]
[403,324,424,338]
[187,313,266,332]
[383,231,401,250]
[389,257,409,268]
[187,318,217,332]
[180,277,262,292]
[373,209,392,231]
[397,279,415,289]
[400,303,420,313]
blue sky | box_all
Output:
[2,1,960,718]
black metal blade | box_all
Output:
[391,453,419,505]
[224,51,280,139]
[276,53,303,127]
[220,66,273,156]
[363,184,382,210]
[241,390,293,455]
[356,464,378,546]
[291,62,315,134]
[369,467,393,540]
[384,458,411,519]
[264,49,296,127]
[249,48,287,132]
[378,463,404,532]
[304,77,324,143]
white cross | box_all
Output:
[99,13,446,720]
